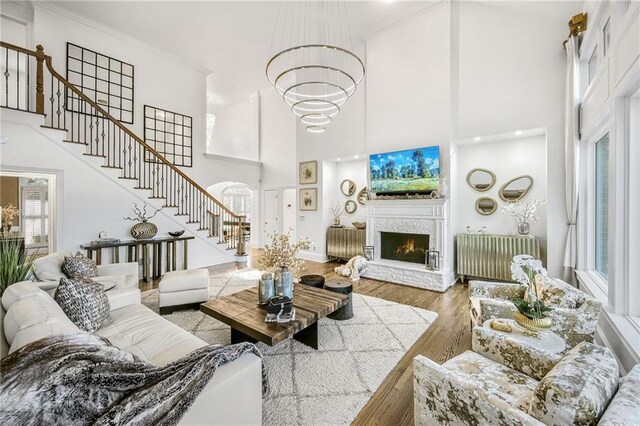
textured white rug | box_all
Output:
[142,269,437,426]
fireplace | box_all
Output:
[380,231,429,265]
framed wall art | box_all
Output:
[299,188,318,211]
[65,43,135,123]
[299,160,318,184]
[143,105,193,167]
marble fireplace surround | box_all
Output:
[363,199,456,292]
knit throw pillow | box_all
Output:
[54,277,110,332]
[61,252,97,279]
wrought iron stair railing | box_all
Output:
[1,42,246,255]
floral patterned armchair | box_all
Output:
[469,277,603,350]
[413,326,640,425]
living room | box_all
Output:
[0,0,638,425]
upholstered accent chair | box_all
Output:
[469,277,603,350]
[413,326,640,425]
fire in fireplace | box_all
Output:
[380,231,429,264]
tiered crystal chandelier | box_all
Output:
[266,0,365,133]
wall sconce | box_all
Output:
[426,248,440,271]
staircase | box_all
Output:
[0,42,246,256]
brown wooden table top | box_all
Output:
[200,284,348,347]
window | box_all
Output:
[222,184,252,222]
[603,18,610,57]
[588,47,599,84]
[594,133,609,280]
[21,178,49,248]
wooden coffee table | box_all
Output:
[200,284,348,350]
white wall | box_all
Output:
[208,92,259,161]
[1,111,233,268]
[453,1,578,276]
[454,134,548,261]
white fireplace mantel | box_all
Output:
[363,198,455,292]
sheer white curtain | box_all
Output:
[563,35,580,285]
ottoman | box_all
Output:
[299,274,325,289]
[324,279,353,320]
[159,269,209,314]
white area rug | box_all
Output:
[142,269,437,426]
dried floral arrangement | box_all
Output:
[1,204,20,235]
[123,202,163,222]
[328,202,345,222]
[260,231,311,272]
[501,198,545,225]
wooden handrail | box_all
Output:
[1,41,246,256]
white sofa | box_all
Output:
[0,279,263,425]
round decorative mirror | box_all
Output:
[357,187,368,205]
[345,200,357,214]
[340,179,356,196]
[466,168,496,192]
[475,197,497,215]
[499,175,533,202]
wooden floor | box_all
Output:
[141,251,471,425]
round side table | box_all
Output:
[483,319,566,354]
[299,274,325,289]
[324,279,353,320]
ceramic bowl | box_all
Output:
[168,230,185,237]
[352,222,366,229]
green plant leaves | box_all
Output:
[512,297,553,319]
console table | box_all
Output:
[326,227,365,261]
[80,236,194,282]
[456,234,540,282]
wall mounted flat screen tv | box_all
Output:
[369,146,440,194]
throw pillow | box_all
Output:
[54,277,110,332]
[528,342,619,425]
[61,251,97,279]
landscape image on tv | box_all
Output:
[369,146,440,193]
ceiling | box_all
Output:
[43,0,431,108]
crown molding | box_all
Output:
[31,1,212,75]
[357,0,445,42]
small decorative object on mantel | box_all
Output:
[168,230,185,237]
[328,202,345,226]
[510,254,553,331]
[363,245,374,261]
[426,248,440,271]
[259,231,311,302]
[501,198,545,236]
[123,202,163,240]
[1,204,19,236]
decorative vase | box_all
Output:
[258,272,275,305]
[334,217,341,226]
[514,311,552,331]
[517,222,530,235]
[131,220,158,239]
[275,266,293,298]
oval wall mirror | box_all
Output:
[475,197,498,215]
[345,200,357,214]
[357,187,368,205]
[340,179,356,196]
[499,175,533,202]
[466,168,496,192]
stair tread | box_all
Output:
[63,140,89,145]
[101,165,122,169]
[41,125,68,131]
[83,153,107,158]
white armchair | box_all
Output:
[31,250,139,290]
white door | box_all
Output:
[281,188,297,235]
[263,189,279,241]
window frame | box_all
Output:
[20,183,49,249]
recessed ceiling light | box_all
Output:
[337,158,341,161]
[514,130,523,136]
[473,137,481,142]
[354,155,359,159]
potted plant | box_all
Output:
[501,198,545,235]
[259,231,311,299]
[123,202,163,239]
[510,254,553,330]
[0,238,35,296]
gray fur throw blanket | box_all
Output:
[0,333,268,425]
